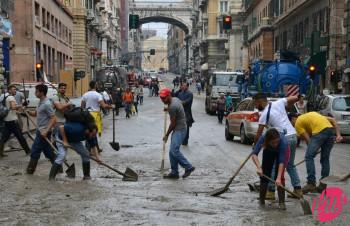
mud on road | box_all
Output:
[1,78,350,225]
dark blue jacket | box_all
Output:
[177,90,195,127]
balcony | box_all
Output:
[247,17,273,41]
[97,1,105,10]
[87,9,95,21]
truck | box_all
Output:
[248,51,316,104]
[205,71,242,115]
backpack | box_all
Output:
[64,107,95,126]
[0,94,9,120]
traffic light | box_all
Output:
[74,69,85,81]
[223,16,232,30]
[308,64,316,79]
[129,14,139,29]
[150,49,155,55]
[36,60,44,82]
[330,70,336,82]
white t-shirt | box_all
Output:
[3,94,18,121]
[258,98,296,136]
[102,91,110,101]
[82,91,103,112]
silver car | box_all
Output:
[317,94,350,136]
[225,98,298,144]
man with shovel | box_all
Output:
[26,84,57,174]
[49,122,99,180]
[160,88,195,179]
[254,93,303,199]
[290,112,343,194]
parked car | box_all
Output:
[225,97,298,144]
[316,94,350,136]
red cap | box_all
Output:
[159,88,171,98]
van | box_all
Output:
[13,83,58,108]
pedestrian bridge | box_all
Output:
[129,1,193,34]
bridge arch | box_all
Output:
[139,16,190,34]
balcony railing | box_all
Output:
[247,17,273,40]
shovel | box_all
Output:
[294,149,321,167]
[209,153,252,196]
[262,174,312,215]
[320,173,350,184]
[55,139,138,181]
[24,111,75,178]
[109,108,120,151]
[160,110,167,170]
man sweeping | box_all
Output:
[49,122,99,180]
[160,88,195,179]
[290,112,343,194]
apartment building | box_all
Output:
[9,0,73,82]
[198,0,230,72]
[167,25,187,74]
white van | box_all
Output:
[13,83,58,108]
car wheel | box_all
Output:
[240,125,250,144]
[225,121,234,141]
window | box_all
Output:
[220,1,228,13]
[35,2,40,25]
[36,41,41,62]
[42,8,46,29]
[59,22,61,38]
[237,100,250,111]
[55,19,58,36]
[332,97,350,111]
[69,30,72,45]
[304,17,309,37]
[46,12,50,30]
[51,16,55,33]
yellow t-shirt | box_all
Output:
[295,112,333,136]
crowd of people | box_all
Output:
[0,74,345,215]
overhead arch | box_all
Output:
[139,16,190,34]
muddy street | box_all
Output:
[0,74,349,225]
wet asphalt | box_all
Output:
[0,73,349,225]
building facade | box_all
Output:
[0,0,13,89]
[142,36,168,71]
[167,25,187,74]
[9,0,73,82]
[241,0,347,92]
[198,0,230,72]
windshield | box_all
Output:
[332,97,350,111]
[213,73,238,86]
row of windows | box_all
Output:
[36,40,72,78]
[34,2,72,45]
[275,7,330,50]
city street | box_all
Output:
[0,73,349,225]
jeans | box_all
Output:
[305,128,334,183]
[217,110,225,123]
[169,129,193,175]
[260,147,290,185]
[55,140,90,165]
[139,96,144,104]
[31,130,55,161]
[286,134,301,188]
[125,103,132,117]
[0,120,31,154]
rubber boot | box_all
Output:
[259,183,268,205]
[277,187,286,210]
[26,158,38,174]
[0,143,6,158]
[82,162,91,180]
[316,182,327,193]
[302,181,317,194]
[49,163,61,181]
